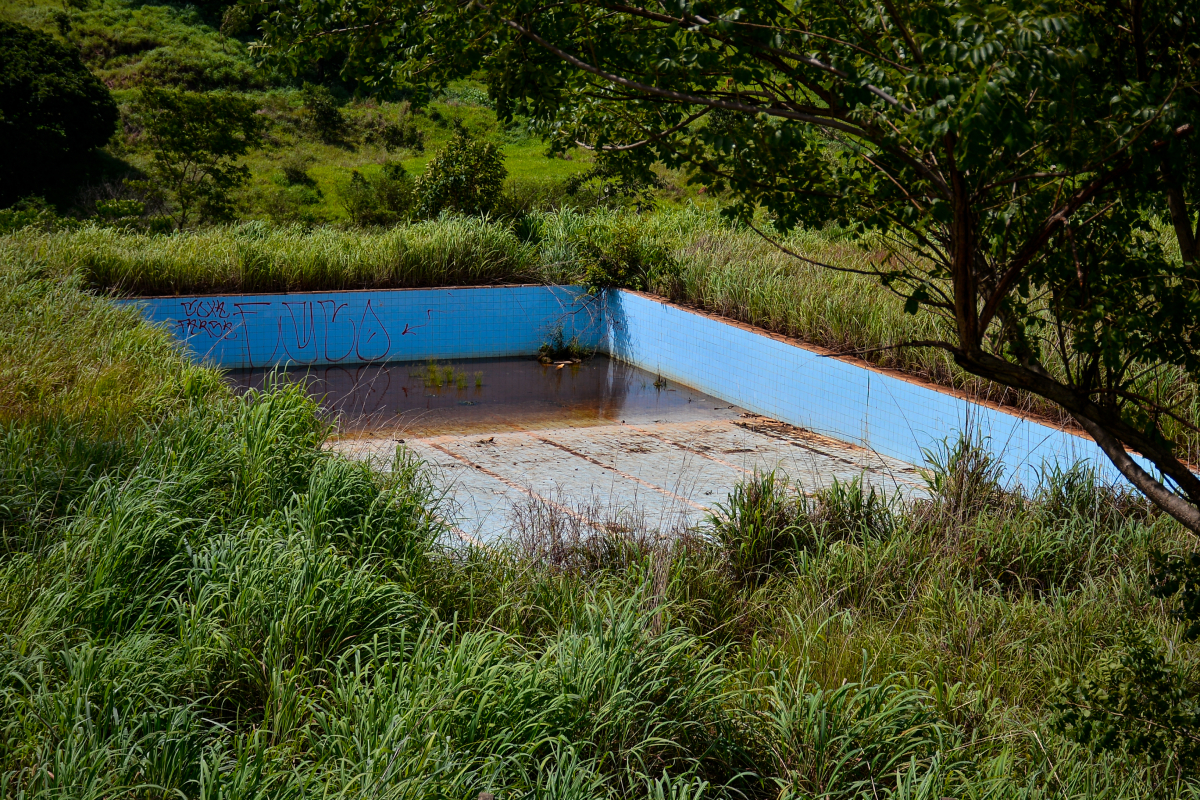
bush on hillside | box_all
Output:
[416,126,506,217]
[0,21,118,206]
[359,106,425,153]
[340,162,417,227]
[301,82,349,144]
[0,197,76,234]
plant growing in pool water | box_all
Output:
[539,326,588,362]
[414,360,477,390]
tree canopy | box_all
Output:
[0,20,118,206]
[255,0,1200,528]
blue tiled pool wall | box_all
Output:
[603,291,1134,487]
[124,286,605,368]
[128,285,1135,487]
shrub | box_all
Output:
[0,21,118,206]
[301,82,348,144]
[359,107,425,153]
[340,162,417,227]
[493,177,605,220]
[572,218,680,294]
[279,155,317,187]
[1053,630,1200,777]
[415,126,506,217]
[0,197,76,234]
[564,156,664,211]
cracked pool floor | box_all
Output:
[333,416,924,542]
[242,356,927,542]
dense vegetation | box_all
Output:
[0,20,118,205]
[4,0,1200,794]
[255,0,1200,530]
[5,232,1200,798]
[0,0,613,227]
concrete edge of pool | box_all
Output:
[120,284,1146,488]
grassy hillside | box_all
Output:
[1,0,673,224]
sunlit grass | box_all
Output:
[2,260,1199,796]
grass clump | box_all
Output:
[0,255,217,429]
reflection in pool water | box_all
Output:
[226,355,740,437]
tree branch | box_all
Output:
[501,17,872,138]
[574,108,710,151]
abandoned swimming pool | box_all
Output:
[125,284,1130,541]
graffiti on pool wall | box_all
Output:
[175,299,235,339]
[175,297,427,366]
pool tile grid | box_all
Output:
[605,291,1141,488]
[334,418,926,542]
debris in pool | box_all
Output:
[476,436,495,445]
[458,401,477,405]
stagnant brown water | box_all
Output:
[226,356,742,437]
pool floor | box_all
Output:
[230,357,923,541]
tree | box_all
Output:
[415,126,507,217]
[132,87,265,228]
[255,0,1200,529]
[0,20,118,206]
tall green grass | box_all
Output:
[3,217,538,296]
[6,403,1197,796]
[0,255,218,430]
[5,257,1200,795]
[9,207,1198,440]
